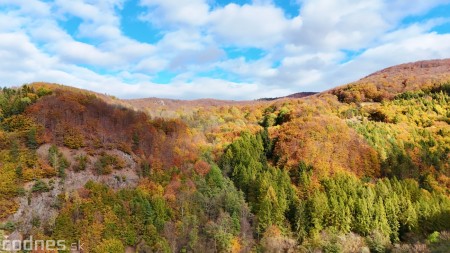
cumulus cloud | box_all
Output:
[0,0,50,16]
[139,0,210,27]
[310,28,450,90]
[0,0,450,99]
[208,3,302,48]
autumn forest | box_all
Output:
[1,59,450,252]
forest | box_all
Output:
[0,75,449,252]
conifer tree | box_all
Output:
[307,191,329,236]
[384,194,400,242]
[26,127,38,149]
[373,198,391,239]
[355,189,374,235]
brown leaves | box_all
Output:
[25,89,199,171]
[0,198,18,219]
[274,116,380,178]
[194,160,211,176]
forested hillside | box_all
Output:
[329,59,450,103]
[1,59,450,252]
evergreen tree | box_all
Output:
[307,191,329,236]
[257,186,278,233]
[354,188,375,235]
[384,194,400,242]
[48,145,70,178]
[9,140,19,162]
[373,198,391,239]
[26,127,38,149]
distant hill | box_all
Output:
[285,91,319,99]
[126,93,319,111]
[127,97,251,109]
[257,92,318,101]
[327,58,450,102]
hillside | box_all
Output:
[257,92,319,101]
[328,58,450,103]
[126,97,260,119]
[0,59,449,252]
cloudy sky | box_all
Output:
[1,0,450,99]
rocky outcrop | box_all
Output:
[7,144,140,234]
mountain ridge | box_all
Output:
[19,58,450,107]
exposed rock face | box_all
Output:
[8,144,140,234]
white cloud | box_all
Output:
[134,57,168,73]
[139,1,302,48]
[293,0,450,52]
[51,40,122,67]
[28,20,71,42]
[0,0,50,16]
[208,3,301,48]
[168,47,224,71]
[314,30,450,90]
[0,32,64,86]
[156,30,209,51]
[380,18,450,43]
[145,30,223,72]
[218,57,278,81]
[378,0,450,22]
[293,0,388,50]
[139,0,210,27]
[10,0,158,70]
[0,12,25,32]
[1,0,450,99]
[352,32,450,68]
[78,23,122,40]
[54,0,122,24]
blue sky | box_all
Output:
[1,0,450,99]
